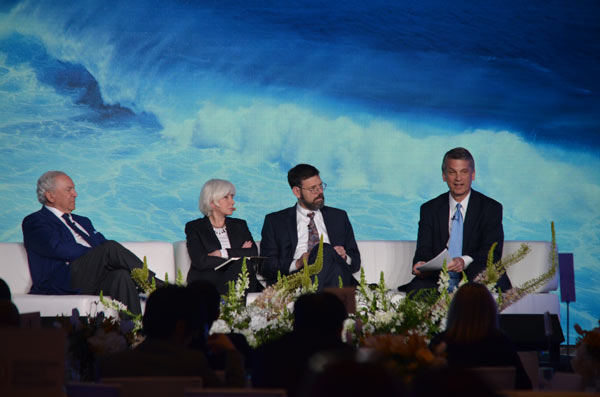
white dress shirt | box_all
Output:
[289,203,353,272]
[213,226,231,259]
[45,205,91,248]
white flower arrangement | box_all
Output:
[215,223,558,349]
[215,247,322,347]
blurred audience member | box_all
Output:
[430,282,532,389]
[0,300,20,327]
[252,292,353,397]
[0,278,19,327]
[0,278,11,300]
[187,280,252,370]
[99,285,245,386]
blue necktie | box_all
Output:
[447,203,463,290]
[62,213,96,247]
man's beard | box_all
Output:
[299,192,325,211]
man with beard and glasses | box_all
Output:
[260,164,361,288]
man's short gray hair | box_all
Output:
[199,179,236,216]
[37,171,67,205]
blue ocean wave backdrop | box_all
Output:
[0,0,598,342]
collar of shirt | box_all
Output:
[45,205,91,247]
[45,205,66,219]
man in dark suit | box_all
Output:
[22,171,151,314]
[400,148,510,294]
[260,164,361,288]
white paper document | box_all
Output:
[416,249,453,271]
[214,256,268,271]
[214,257,240,270]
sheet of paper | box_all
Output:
[214,256,268,271]
[214,257,240,270]
[416,248,453,271]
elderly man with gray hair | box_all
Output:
[185,179,260,295]
[22,171,154,314]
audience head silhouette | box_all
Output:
[0,300,20,327]
[142,285,198,344]
[445,282,499,344]
[187,280,221,326]
[0,278,11,300]
[293,292,348,336]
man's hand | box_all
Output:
[333,246,347,261]
[208,250,221,257]
[447,257,465,272]
[412,261,426,275]
[295,252,310,269]
[241,240,252,248]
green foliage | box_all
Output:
[220,258,250,326]
[176,269,185,286]
[130,256,157,295]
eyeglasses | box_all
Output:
[300,182,327,194]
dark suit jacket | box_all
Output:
[260,205,361,282]
[413,189,504,283]
[185,217,258,288]
[22,206,107,294]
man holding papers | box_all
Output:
[399,148,511,294]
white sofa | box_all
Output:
[1,240,559,317]
[0,242,176,317]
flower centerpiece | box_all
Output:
[55,308,139,381]
[362,333,447,384]
[212,236,325,347]
[215,222,558,349]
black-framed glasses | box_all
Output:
[300,182,327,194]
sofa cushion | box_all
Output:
[0,242,33,294]
[173,240,191,281]
[354,240,416,288]
[1,241,175,317]
[121,241,176,282]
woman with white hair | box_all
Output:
[185,179,260,294]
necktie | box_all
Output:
[448,203,463,258]
[447,203,463,290]
[307,212,319,252]
[62,213,96,247]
